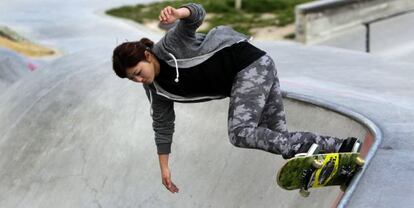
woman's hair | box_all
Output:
[112,38,154,78]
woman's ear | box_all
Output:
[144,51,152,62]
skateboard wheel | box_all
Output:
[340,183,348,192]
[312,159,323,169]
[355,157,365,166]
[299,188,310,197]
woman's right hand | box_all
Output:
[161,167,180,193]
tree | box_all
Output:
[235,0,242,10]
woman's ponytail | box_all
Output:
[139,38,154,49]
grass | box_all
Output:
[106,0,313,36]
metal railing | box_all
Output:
[363,9,414,53]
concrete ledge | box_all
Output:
[295,0,414,43]
[296,0,358,13]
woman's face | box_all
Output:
[125,51,158,85]
[126,60,155,84]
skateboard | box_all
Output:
[277,152,365,197]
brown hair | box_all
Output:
[112,38,154,78]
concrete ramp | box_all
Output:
[0,50,369,207]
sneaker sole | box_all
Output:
[352,141,362,153]
[295,143,320,157]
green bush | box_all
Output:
[106,0,314,35]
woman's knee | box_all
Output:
[228,126,245,147]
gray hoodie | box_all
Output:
[144,3,251,154]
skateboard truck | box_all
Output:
[339,156,365,191]
[297,144,325,197]
[299,168,315,197]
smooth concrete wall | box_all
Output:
[284,98,367,140]
[295,0,414,43]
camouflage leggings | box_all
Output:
[228,55,343,159]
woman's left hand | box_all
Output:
[159,6,190,24]
[159,6,179,24]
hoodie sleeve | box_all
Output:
[179,3,206,33]
[144,86,175,154]
[165,3,206,40]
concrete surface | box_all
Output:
[0,0,161,55]
[0,48,33,94]
[0,57,369,207]
[0,0,413,207]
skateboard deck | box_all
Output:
[277,152,364,194]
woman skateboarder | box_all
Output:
[111,3,360,193]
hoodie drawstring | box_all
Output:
[168,53,180,82]
[168,53,179,83]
